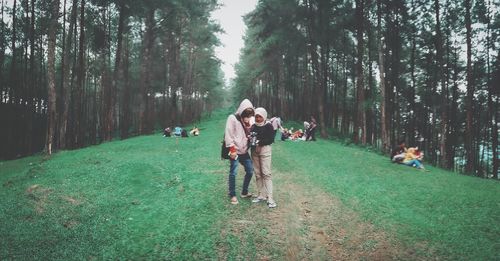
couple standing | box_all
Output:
[224,99,277,208]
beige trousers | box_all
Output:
[251,145,274,203]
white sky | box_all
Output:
[211,0,258,86]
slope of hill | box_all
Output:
[1,110,499,260]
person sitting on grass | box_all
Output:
[391,140,406,163]
[190,126,200,136]
[280,128,291,141]
[174,126,182,137]
[403,147,427,171]
[163,127,171,137]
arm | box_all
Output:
[224,115,237,149]
[258,124,275,146]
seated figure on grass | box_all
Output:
[402,147,427,170]
[391,140,406,163]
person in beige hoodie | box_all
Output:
[224,99,255,205]
[250,107,277,208]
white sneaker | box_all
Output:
[268,202,277,208]
[252,197,266,203]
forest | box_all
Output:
[0,0,224,159]
[233,0,499,178]
[0,0,498,178]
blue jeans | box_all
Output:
[403,159,423,169]
[228,154,253,197]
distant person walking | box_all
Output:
[250,107,277,208]
[224,99,255,205]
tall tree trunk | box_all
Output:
[120,30,131,139]
[9,0,17,103]
[100,6,113,141]
[305,0,327,138]
[139,8,155,134]
[377,0,389,152]
[113,3,127,138]
[59,0,77,149]
[435,0,449,168]
[491,51,499,179]
[26,0,36,154]
[464,0,475,174]
[0,0,4,101]
[354,0,365,144]
[46,0,60,155]
[74,0,85,148]
[486,2,498,178]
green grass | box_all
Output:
[272,139,500,260]
[1,109,499,260]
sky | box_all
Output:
[211,0,258,86]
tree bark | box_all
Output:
[59,0,78,149]
[74,0,86,148]
[435,0,449,168]
[0,0,4,101]
[139,8,155,134]
[113,3,127,138]
[377,0,389,152]
[120,29,131,139]
[354,0,365,144]
[464,0,475,174]
[9,0,17,103]
[46,0,60,155]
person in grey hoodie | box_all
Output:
[224,99,255,205]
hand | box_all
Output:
[229,151,238,160]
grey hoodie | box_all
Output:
[224,99,254,155]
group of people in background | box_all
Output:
[280,117,317,142]
[163,126,200,138]
[390,140,428,171]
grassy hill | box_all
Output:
[1,109,499,260]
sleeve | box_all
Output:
[224,115,236,148]
[259,124,275,146]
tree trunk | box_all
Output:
[120,29,131,139]
[377,0,389,152]
[9,0,17,103]
[139,8,155,134]
[25,0,36,154]
[435,0,450,168]
[74,0,85,148]
[59,0,78,149]
[46,0,60,155]
[0,0,4,101]
[464,0,474,174]
[305,0,327,138]
[100,6,113,141]
[354,0,365,144]
[491,51,499,179]
[113,3,127,138]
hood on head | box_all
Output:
[255,107,268,121]
[236,99,254,116]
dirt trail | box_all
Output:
[220,168,418,260]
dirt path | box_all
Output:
[219,167,418,260]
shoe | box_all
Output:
[252,197,266,203]
[230,196,238,205]
[240,193,253,198]
[268,202,277,208]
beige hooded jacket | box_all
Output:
[224,99,254,155]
